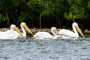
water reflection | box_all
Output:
[0,37,90,60]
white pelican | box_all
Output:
[33,27,62,39]
[5,22,33,38]
[0,24,25,39]
[59,22,85,38]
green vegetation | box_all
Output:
[0,0,90,28]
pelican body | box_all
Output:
[5,22,33,38]
[33,27,62,39]
[0,24,25,39]
[59,22,85,38]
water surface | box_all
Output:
[0,35,90,60]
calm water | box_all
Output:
[0,35,90,60]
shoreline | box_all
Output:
[0,28,90,34]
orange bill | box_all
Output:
[13,26,25,38]
[53,29,63,38]
[22,24,33,35]
[75,25,85,38]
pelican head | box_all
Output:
[72,22,85,38]
[51,27,62,38]
[10,24,25,38]
[21,22,33,35]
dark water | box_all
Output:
[0,35,90,60]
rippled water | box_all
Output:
[0,35,90,60]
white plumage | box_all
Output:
[5,22,33,38]
[33,27,62,39]
[59,22,85,38]
[0,24,25,39]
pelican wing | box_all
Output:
[5,30,20,35]
[0,32,14,39]
[5,30,24,38]
[59,29,78,38]
[5,30,12,34]
[33,32,53,39]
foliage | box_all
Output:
[0,0,90,23]
[64,0,88,20]
[0,14,7,23]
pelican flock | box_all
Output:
[59,22,85,38]
[0,22,85,39]
[5,22,33,38]
[33,22,85,39]
[0,24,25,39]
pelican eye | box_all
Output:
[53,29,57,33]
[75,25,78,29]
[22,24,26,28]
[14,26,16,28]
[13,26,17,31]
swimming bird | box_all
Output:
[5,22,33,38]
[33,27,62,39]
[0,24,25,39]
[59,22,85,38]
